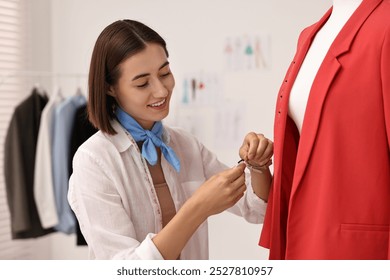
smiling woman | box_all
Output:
[67,19,274,260]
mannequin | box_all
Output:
[289,0,363,132]
[260,0,390,259]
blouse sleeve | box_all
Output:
[68,149,164,260]
[227,170,267,224]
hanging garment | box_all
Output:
[4,88,54,239]
[52,93,86,234]
[34,88,64,229]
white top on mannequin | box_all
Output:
[288,0,362,133]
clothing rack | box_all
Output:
[0,70,88,88]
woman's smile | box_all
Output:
[148,98,167,109]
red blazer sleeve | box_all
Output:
[381,25,390,259]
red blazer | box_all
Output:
[260,0,390,259]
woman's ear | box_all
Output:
[107,85,116,97]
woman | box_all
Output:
[68,19,273,260]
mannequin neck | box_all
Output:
[330,0,363,21]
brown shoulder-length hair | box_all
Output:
[88,19,169,135]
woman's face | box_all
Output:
[109,43,175,130]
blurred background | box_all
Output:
[0,0,332,259]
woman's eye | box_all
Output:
[137,82,149,88]
[161,71,171,77]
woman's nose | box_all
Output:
[152,79,168,97]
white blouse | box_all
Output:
[68,119,266,259]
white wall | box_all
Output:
[21,0,52,259]
[28,0,332,259]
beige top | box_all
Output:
[147,161,176,228]
[146,147,179,259]
[139,142,177,228]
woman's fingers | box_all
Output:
[240,132,273,167]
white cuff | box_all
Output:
[135,233,165,260]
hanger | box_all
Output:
[75,86,85,97]
[34,83,48,99]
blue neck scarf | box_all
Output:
[115,107,180,172]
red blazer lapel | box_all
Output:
[290,0,383,200]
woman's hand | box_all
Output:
[239,132,273,169]
[238,132,273,201]
[189,163,247,219]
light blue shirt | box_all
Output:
[52,94,86,234]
